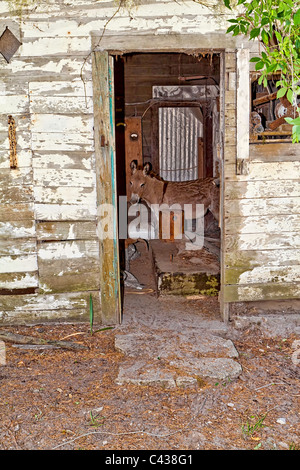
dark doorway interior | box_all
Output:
[114,52,221,298]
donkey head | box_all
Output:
[129,160,152,204]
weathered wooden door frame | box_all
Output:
[92,38,227,322]
[92,51,121,325]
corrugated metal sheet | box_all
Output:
[158,106,203,181]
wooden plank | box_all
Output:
[0,95,29,114]
[224,282,300,302]
[0,130,31,152]
[125,117,143,195]
[0,255,38,274]
[0,115,30,133]
[31,114,93,133]
[0,167,32,186]
[253,91,277,106]
[35,203,96,221]
[236,48,250,175]
[37,240,99,262]
[0,308,89,324]
[32,150,94,170]
[0,221,36,239]
[0,57,92,81]
[0,149,32,169]
[225,248,300,268]
[225,161,300,181]
[92,32,240,53]
[225,197,300,217]
[34,186,96,205]
[225,179,300,200]
[33,168,95,187]
[39,272,100,293]
[0,272,38,291]
[250,142,300,162]
[0,238,37,256]
[198,137,204,178]
[225,214,300,235]
[92,50,121,324]
[29,79,93,96]
[31,131,94,152]
[0,203,34,222]
[225,265,300,285]
[0,183,33,204]
[20,36,90,57]
[38,240,100,293]
[36,221,98,241]
[0,291,101,324]
[30,96,93,114]
[225,231,300,251]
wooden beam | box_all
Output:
[125,117,143,196]
[253,91,277,106]
[236,48,250,175]
[92,51,121,325]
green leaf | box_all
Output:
[226,25,237,33]
[287,88,294,104]
[258,75,264,85]
[292,125,300,143]
[224,0,231,9]
[266,63,279,73]
[261,17,269,27]
[277,87,287,98]
[285,116,300,126]
[293,9,300,25]
[250,56,261,62]
[89,293,93,335]
[250,27,261,39]
[274,30,282,43]
[232,25,240,36]
[261,29,269,45]
[255,61,264,70]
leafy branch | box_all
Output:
[224,0,300,142]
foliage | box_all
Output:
[224,0,300,142]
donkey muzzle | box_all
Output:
[130,194,141,204]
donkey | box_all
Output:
[129,160,220,223]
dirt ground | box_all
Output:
[0,291,299,451]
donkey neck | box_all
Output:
[143,176,166,205]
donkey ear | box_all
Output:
[143,162,152,175]
[130,160,138,174]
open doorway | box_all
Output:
[114,52,221,299]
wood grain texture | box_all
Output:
[92,50,121,324]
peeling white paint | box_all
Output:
[0,273,38,289]
[0,255,38,273]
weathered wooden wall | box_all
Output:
[221,52,300,309]
[0,0,299,323]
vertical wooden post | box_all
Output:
[219,51,230,322]
[197,137,204,178]
[92,51,121,325]
[125,117,143,196]
[236,48,250,175]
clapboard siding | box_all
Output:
[36,221,98,241]
[38,240,100,293]
[0,291,101,324]
[223,144,300,302]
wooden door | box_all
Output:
[124,117,143,197]
[92,51,121,324]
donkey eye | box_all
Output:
[130,182,133,186]
[141,183,145,187]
